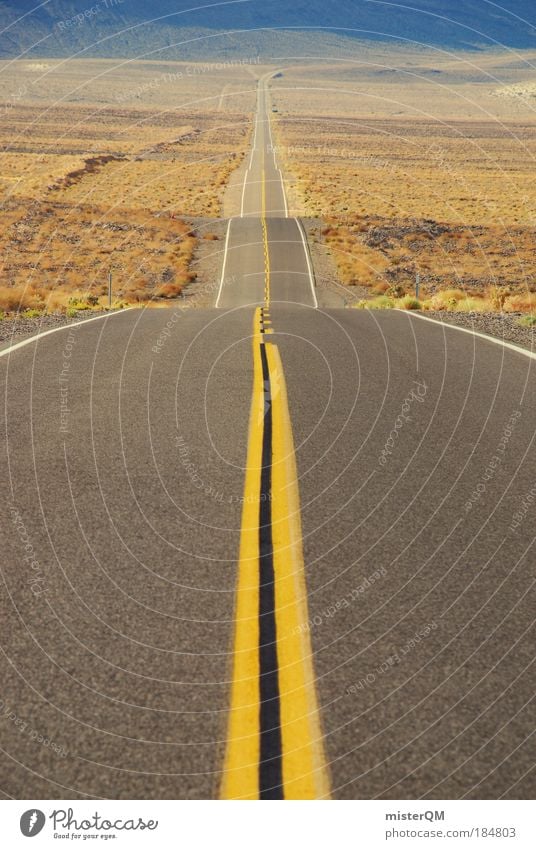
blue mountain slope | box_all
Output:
[0,0,534,56]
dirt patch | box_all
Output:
[48,154,125,193]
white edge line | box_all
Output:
[240,167,249,218]
[405,311,536,362]
[240,83,261,218]
[295,218,318,309]
[280,170,289,218]
[0,308,135,359]
[215,218,233,308]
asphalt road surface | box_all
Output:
[1,78,535,801]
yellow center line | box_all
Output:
[219,314,264,801]
[220,309,331,800]
[262,150,270,307]
[262,213,270,307]
[266,340,331,800]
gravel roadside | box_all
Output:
[0,311,117,349]
[2,304,534,360]
[417,311,536,354]
[302,218,369,308]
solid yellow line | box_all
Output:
[220,308,264,800]
[221,311,329,800]
[265,343,331,800]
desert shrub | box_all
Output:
[387,284,406,298]
[68,295,90,310]
[127,288,153,302]
[0,285,44,313]
[398,296,422,310]
[441,289,466,303]
[455,297,489,313]
[505,293,536,313]
[155,283,183,299]
[371,281,390,295]
[366,295,395,309]
[426,292,490,312]
[427,289,468,311]
[426,295,447,311]
[65,292,103,310]
[517,314,536,326]
[487,286,510,311]
[45,291,70,313]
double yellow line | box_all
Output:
[262,156,270,305]
[220,309,330,800]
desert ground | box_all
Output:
[1,51,536,316]
[0,58,259,312]
[270,50,536,312]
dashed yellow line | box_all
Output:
[262,215,270,306]
[261,161,270,306]
[220,309,330,800]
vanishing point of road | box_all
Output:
[1,76,535,801]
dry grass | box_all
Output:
[518,314,536,327]
[355,287,536,314]
[0,59,259,120]
[271,54,536,310]
[0,59,257,312]
[48,153,243,218]
[0,201,198,312]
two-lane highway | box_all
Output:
[1,75,535,801]
[217,77,316,310]
[239,78,288,220]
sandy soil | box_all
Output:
[269,52,536,308]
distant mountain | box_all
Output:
[0,0,535,57]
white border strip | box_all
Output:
[278,166,289,219]
[406,311,536,362]
[240,166,250,218]
[295,218,318,309]
[215,218,233,308]
[240,84,261,219]
[0,308,135,359]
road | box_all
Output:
[1,78,535,801]
[217,78,316,310]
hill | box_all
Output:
[0,0,535,58]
